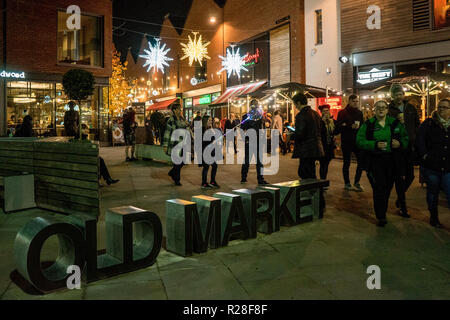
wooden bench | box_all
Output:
[0,138,100,218]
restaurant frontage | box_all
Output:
[3,73,110,142]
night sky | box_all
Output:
[113,0,226,62]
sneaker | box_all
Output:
[353,183,364,192]
[126,157,132,162]
[201,183,212,189]
[210,181,220,188]
[258,180,269,185]
[130,157,137,161]
[241,179,247,184]
[175,181,182,186]
[344,183,353,191]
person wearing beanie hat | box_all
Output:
[388,83,421,218]
[291,93,324,179]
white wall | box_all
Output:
[304,0,341,91]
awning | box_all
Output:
[146,98,179,111]
[211,80,267,105]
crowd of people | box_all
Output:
[157,85,449,229]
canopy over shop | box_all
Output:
[356,68,450,121]
[211,82,331,122]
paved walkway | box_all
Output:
[0,146,449,300]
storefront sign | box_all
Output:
[357,68,392,84]
[0,70,25,79]
[317,97,343,110]
[14,180,327,292]
[243,48,262,67]
[190,77,207,86]
[211,92,221,102]
[366,5,381,30]
[184,98,193,108]
[193,94,211,106]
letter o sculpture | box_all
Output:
[14,217,85,292]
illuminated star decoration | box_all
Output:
[180,32,211,66]
[139,38,173,74]
[219,45,248,78]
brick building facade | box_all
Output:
[126,0,307,121]
[0,0,112,140]
[340,0,450,95]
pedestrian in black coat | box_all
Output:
[318,104,336,181]
[335,94,364,191]
[415,98,450,228]
[387,84,421,217]
[292,93,324,179]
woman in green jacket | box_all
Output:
[356,100,409,227]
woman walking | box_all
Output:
[163,103,189,186]
[356,100,409,227]
[415,98,450,228]
[200,115,220,189]
[318,105,336,181]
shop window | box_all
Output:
[438,60,450,74]
[194,60,207,82]
[7,82,55,136]
[57,11,103,67]
[396,61,436,75]
[315,10,323,45]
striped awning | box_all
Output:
[146,98,179,111]
[211,80,267,105]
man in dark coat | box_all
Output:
[415,98,450,228]
[241,100,269,185]
[64,101,79,137]
[388,84,421,217]
[335,94,364,191]
[292,93,324,179]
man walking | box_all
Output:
[336,94,364,191]
[388,84,421,218]
[291,93,324,179]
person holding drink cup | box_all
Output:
[336,95,365,191]
[357,100,409,227]
[388,84,421,217]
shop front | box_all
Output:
[181,84,222,122]
[3,73,110,142]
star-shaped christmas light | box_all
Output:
[219,45,248,78]
[139,38,173,74]
[180,32,211,66]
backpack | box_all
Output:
[360,118,400,171]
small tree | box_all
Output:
[109,48,131,116]
[62,69,95,139]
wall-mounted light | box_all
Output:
[339,56,349,63]
[209,16,217,24]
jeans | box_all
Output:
[367,154,395,221]
[393,152,415,209]
[241,142,264,182]
[202,163,218,185]
[422,168,450,217]
[342,142,363,185]
[298,158,317,180]
[319,158,331,180]
[169,163,184,183]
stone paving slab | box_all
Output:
[0,146,449,300]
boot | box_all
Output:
[430,212,443,228]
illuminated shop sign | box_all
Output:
[357,68,392,85]
[211,92,221,102]
[1,70,25,79]
[317,97,343,110]
[243,48,262,67]
[184,98,193,108]
[193,94,211,105]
